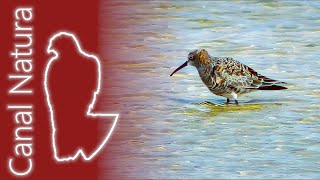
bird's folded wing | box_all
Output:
[214,62,286,90]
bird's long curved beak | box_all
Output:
[170,61,188,76]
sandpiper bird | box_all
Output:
[170,49,287,105]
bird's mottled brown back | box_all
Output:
[196,55,284,98]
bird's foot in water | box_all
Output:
[235,99,239,105]
[225,98,230,105]
[225,98,239,105]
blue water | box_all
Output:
[99,1,320,179]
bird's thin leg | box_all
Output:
[235,99,239,105]
[225,98,230,105]
[231,92,239,105]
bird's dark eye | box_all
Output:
[188,54,193,60]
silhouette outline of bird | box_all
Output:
[170,49,287,105]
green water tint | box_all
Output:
[188,18,218,25]
[184,101,264,117]
[262,1,279,8]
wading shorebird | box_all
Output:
[170,49,287,105]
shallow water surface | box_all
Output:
[99,1,320,179]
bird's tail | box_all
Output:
[255,84,287,90]
[247,75,287,90]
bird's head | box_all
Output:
[170,49,210,76]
